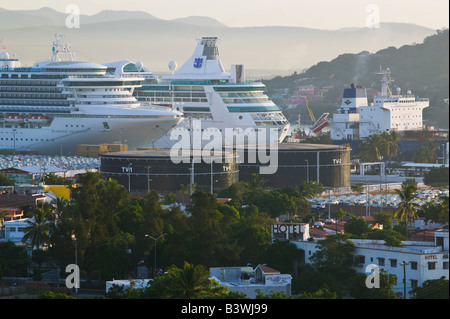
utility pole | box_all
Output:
[145,233,166,278]
[210,156,214,194]
[401,261,409,299]
[128,162,132,192]
[147,166,151,193]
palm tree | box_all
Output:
[382,130,401,160]
[167,261,211,299]
[22,208,52,249]
[359,134,384,162]
[394,184,421,238]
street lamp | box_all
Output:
[71,233,78,295]
[145,233,166,277]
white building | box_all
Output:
[1,217,31,244]
[290,226,449,299]
[209,264,292,298]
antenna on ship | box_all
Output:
[51,34,76,62]
[377,66,394,98]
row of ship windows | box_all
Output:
[0,87,61,92]
[391,107,421,111]
[139,97,208,103]
[222,98,270,104]
[0,80,60,85]
[0,100,70,105]
[393,123,421,127]
[136,92,206,98]
[392,115,421,118]
[0,137,53,142]
[217,92,265,98]
[0,94,68,99]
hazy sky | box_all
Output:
[1,0,448,30]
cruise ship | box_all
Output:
[330,67,429,141]
[0,36,182,154]
[105,37,290,149]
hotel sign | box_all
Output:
[424,255,438,260]
[272,223,303,234]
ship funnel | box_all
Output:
[231,64,245,83]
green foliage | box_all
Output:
[373,211,393,229]
[255,289,292,299]
[413,276,449,299]
[383,235,404,247]
[261,240,299,274]
[357,131,401,162]
[394,183,420,237]
[347,271,398,299]
[0,242,30,278]
[344,216,371,236]
[351,183,364,193]
[412,141,438,163]
[299,288,337,299]
[44,173,72,186]
[424,167,449,187]
[161,192,180,205]
[309,234,357,297]
[39,291,76,299]
[367,228,406,242]
[419,197,449,225]
[0,173,14,186]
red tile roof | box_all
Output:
[256,264,280,274]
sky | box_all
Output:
[1,0,448,30]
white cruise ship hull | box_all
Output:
[0,115,180,154]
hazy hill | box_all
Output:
[0,7,436,74]
[265,29,449,128]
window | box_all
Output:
[444,262,449,270]
[410,262,418,270]
[390,259,397,268]
[357,255,365,264]
[378,258,385,266]
[428,262,436,270]
[411,280,418,290]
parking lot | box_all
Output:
[308,188,448,214]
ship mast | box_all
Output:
[376,66,394,98]
[51,34,76,62]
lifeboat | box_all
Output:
[28,115,49,123]
[5,114,25,122]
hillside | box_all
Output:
[0,7,435,74]
[264,29,449,129]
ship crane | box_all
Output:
[304,97,329,136]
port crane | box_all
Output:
[304,97,329,136]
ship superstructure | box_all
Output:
[0,35,182,154]
[330,67,429,141]
[105,37,290,148]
